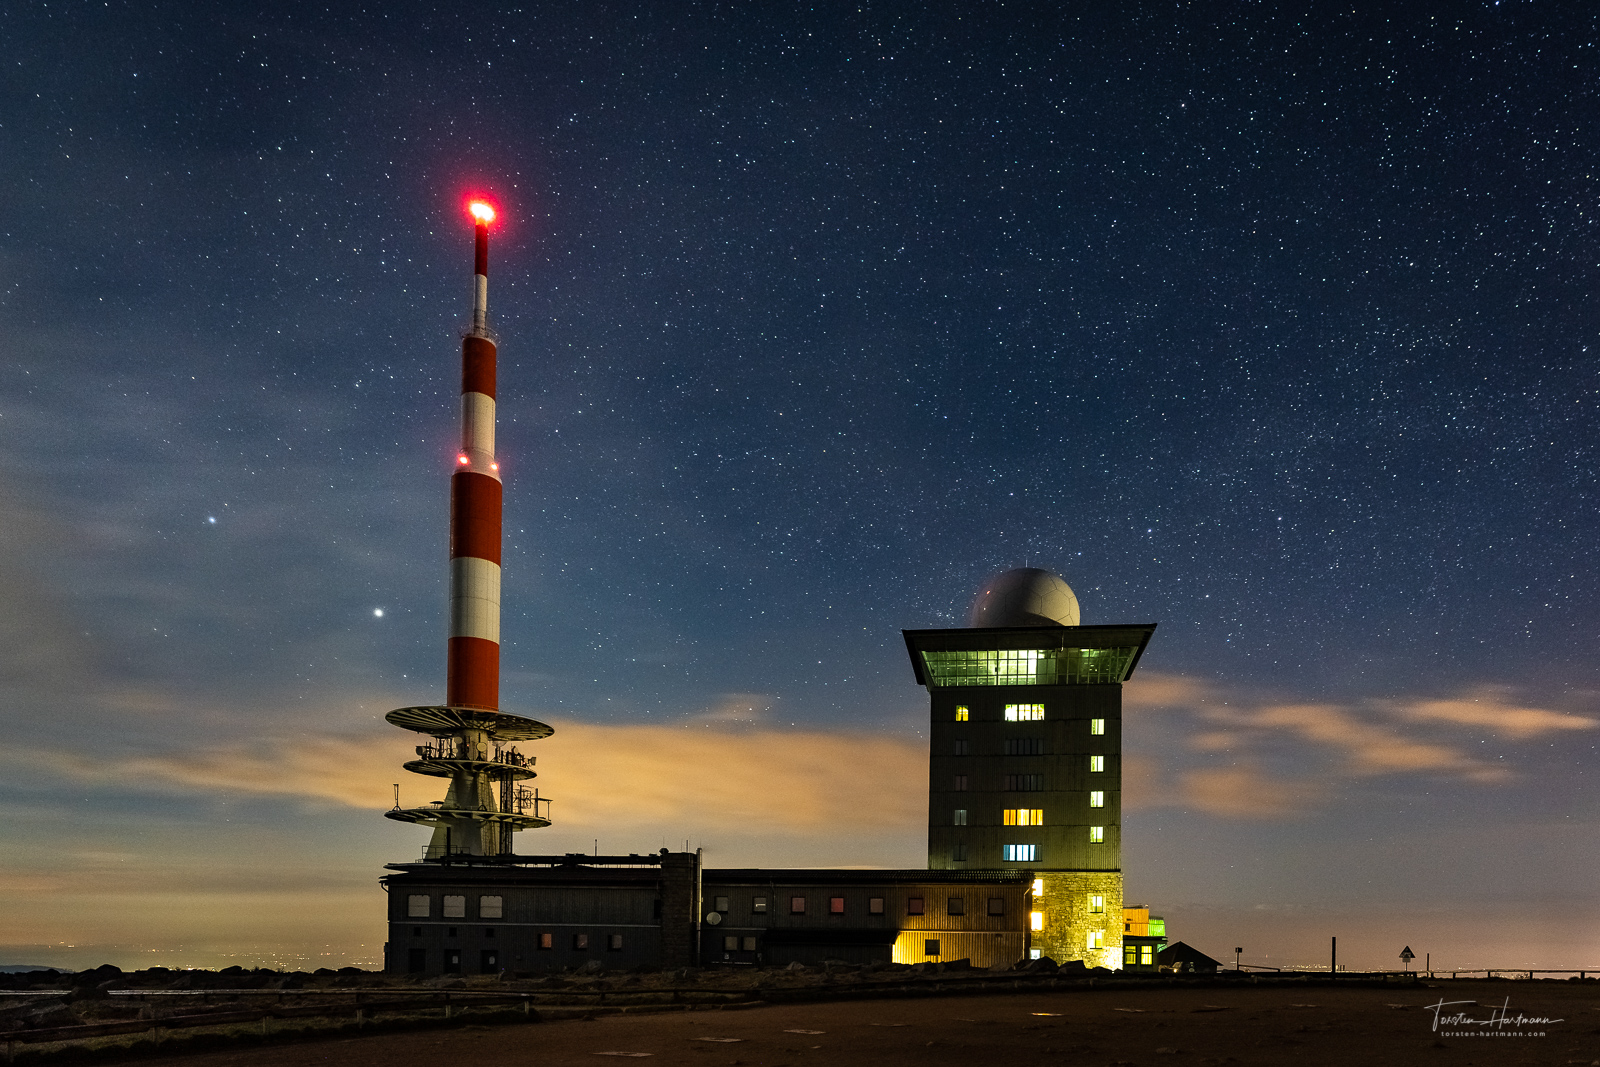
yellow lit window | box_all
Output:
[1089,755,1104,773]
[1087,931,1103,949]
[1003,808,1044,826]
[1031,878,1044,896]
[1030,911,1044,932]
[1124,945,1137,965]
[1090,718,1106,735]
[1089,826,1105,843]
[955,706,969,722]
[1089,894,1104,914]
[1141,946,1154,965]
[1005,704,1045,722]
[1089,791,1105,808]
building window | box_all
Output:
[753,896,768,913]
[443,895,466,919]
[1125,945,1137,965]
[479,895,503,919]
[1003,737,1044,756]
[714,896,730,913]
[1089,791,1105,808]
[953,739,970,756]
[1031,911,1044,932]
[1088,931,1104,950]
[1003,844,1037,862]
[987,897,1005,917]
[1031,878,1044,896]
[1004,704,1045,722]
[412,927,423,937]
[952,842,967,862]
[1141,946,1154,965]
[829,897,846,915]
[723,935,738,952]
[446,928,457,938]
[1089,826,1105,843]
[743,936,758,951]
[608,934,623,951]
[1003,808,1044,826]
[1090,755,1105,773]
[1090,718,1106,735]
[954,774,968,791]
[484,928,496,938]
[1003,774,1044,791]
[869,897,885,915]
[907,897,925,916]
[955,706,969,722]
[1089,894,1104,914]
[953,809,967,826]
[790,896,807,915]
[573,934,589,950]
[947,896,966,916]
[925,939,941,957]
[407,895,430,918]
[538,933,553,950]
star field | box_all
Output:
[0,2,1596,969]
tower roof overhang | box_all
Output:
[902,623,1157,688]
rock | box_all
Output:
[944,958,973,971]
[1057,960,1089,975]
[784,961,808,972]
[579,960,604,975]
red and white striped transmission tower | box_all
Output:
[384,199,555,862]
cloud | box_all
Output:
[1175,766,1325,819]
[1391,692,1599,739]
[1123,672,1213,709]
[1211,703,1509,782]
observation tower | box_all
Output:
[384,199,553,861]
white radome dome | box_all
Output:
[967,567,1081,628]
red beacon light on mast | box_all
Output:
[469,201,496,225]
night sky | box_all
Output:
[2,2,1596,972]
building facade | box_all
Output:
[903,570,1155,967]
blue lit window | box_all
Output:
[1003,844,1037,862]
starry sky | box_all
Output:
[1,1,1596,972]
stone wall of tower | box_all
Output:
[1030,870,1123,966]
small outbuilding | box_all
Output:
[1158,941,1221,974]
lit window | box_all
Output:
[743,937,758,951]
[1031,878,1044,896]
[1088,931,1104,949]
[538,933,552,950]
[479,895,502,919]
[1003,844,1037,862]
[869,897,885,915]
[947,896,965,916]
[907,897,925,916]
[790,896,807,914]
[1003,808,1044,826]
[714,896,729,913]
[407,895,430,918]
[608,934,623,951]
[1089,791,1105,808]
[723,935,738,952]
[1141,946,1154,965]
[1090,755,1105,773]
[753,897,768,913]
[1089,826,1105,843]
[1125,945,1137,965]
[1089,895,1104,914]
[1005,704,1045,722]
[1090,718,1106,735]
[987,897,1005,916]
[955,706,969,722]
[925,939,941,957]
[1030,948,1042,960]
[953,809,967,826]
[830,897,846,915]
[443,895,466,918]
[1031,911,1044,932]
[954,775,969,791]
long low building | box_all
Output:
[381,852,1032,975]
